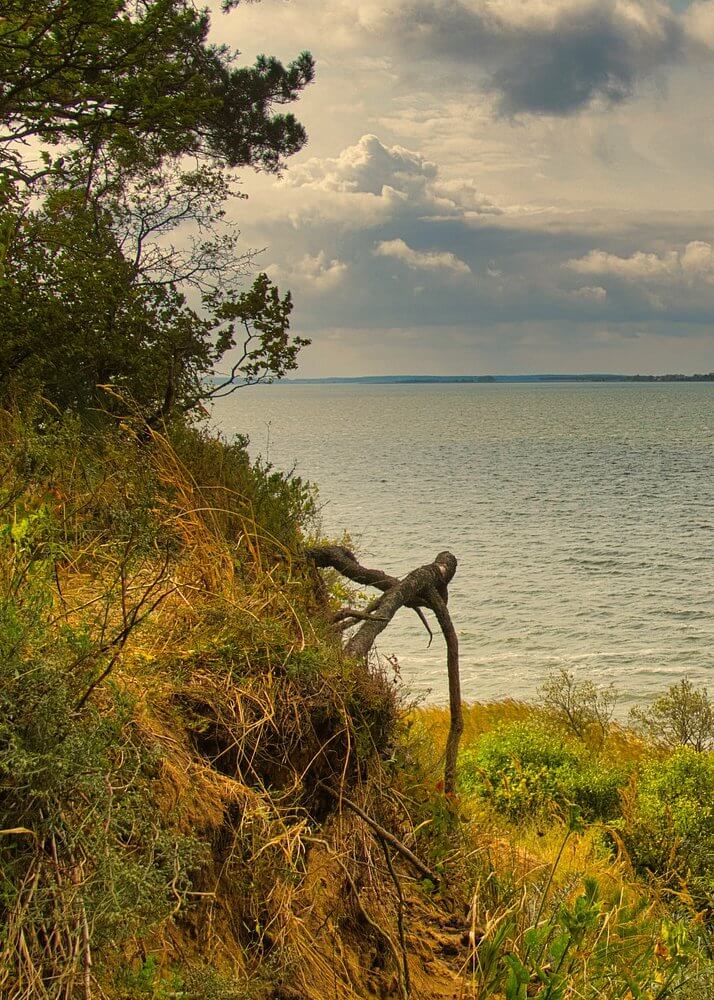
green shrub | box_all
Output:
[169,423,317,551]
[563,759,626,820]
[621,748,714,909]
[459,721,625,821]
[0,523,205,995]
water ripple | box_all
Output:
[213,382,714,714]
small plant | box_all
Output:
[629,678,714,752]
[538,668,617,745]
[467,812,702,1000]
[116,956,184,998]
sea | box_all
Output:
[212,382,713,713]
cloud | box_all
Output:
[379,0,685,115]
[373,238,472,276]
[287,133,437,195]
[267,252,348,293]
[570,284,608,302]
[210,0,714,377]
[283,134,501,226]
[567,241,714,283]
[684,1,714,48]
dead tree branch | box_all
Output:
[307,546,463,796]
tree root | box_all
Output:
[380,837,411,998]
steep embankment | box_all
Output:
[1,407,712,1000]
[0,409,473,999]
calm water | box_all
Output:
[212,383,713,711]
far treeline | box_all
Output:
[287,373,714,384]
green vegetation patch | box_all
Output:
[458,720,627,821]
[620,747,714,910]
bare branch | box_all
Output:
[307,546,463,796]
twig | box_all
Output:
[413,606,433,646]
[379,837,410,998]
[317,781,438,887]
[74,586,175,711]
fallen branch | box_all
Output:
[317,781,439,887]
[427,588,463,795]
[307,546,463,795]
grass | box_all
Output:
[401,699,713,998]
[0,401,712,999]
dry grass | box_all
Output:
[0,408,418,1000]
[1,407,709,1000]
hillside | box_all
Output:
[1,404,712,1000]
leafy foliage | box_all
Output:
[0,0,314,185]
[459,721,626,821]
[620,748,714,910]
[0,0,313,421]
[0,180,309,419]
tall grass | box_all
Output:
[0,406,397,999]
[0,403,711,999]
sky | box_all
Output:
[210,0,714,376]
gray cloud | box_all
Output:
[384,0,685,115]
[212,0,714,374]
[567,240,714,283]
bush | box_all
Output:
[629,679,714,752]
[538,667,616,745]
[459,721,625,821]
[621,748,714,909]
[0,539,205,995]
[169,423,317,551]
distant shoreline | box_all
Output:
[278,372,714,385]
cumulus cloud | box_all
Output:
[284,134,501,224]
[287,133,437,196]
[571,284,608,302]
[379,0,684,115]
[267,252,348,293]
[567,241,714,283]
[373,238,472,276]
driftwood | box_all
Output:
[307,546,463,795]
